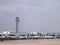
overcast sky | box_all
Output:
[0,0,60,33]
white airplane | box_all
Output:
[0,31,19,41]
[17,34,28,40]
[28,32,40,39]
[0,31,10,41]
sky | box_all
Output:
[0,0,60,33]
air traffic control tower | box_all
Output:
[16,17,20,33]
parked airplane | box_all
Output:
[0,31,9,41]
[0,31,19,41]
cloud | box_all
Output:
[0,0,48,13]
[0,0,60,32]
[0,0,59,14]
[0,5,16,12]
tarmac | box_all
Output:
[0,39,60,45]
